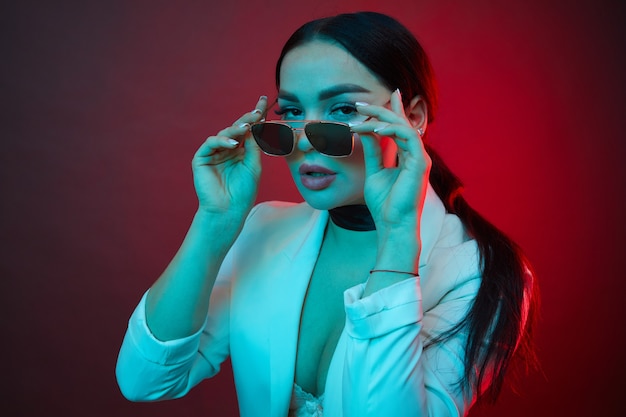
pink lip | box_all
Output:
[298,164,337,190]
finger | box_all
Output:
[254,95,269,112]
[389,88,405,115]
[216,95,267,144]
[358,133,385,177]
[356,104,406,126]
[194,148,243,166]
[242,132,262,173]
[249,95,270,120]
[193,96,269,168]
[195,135,240,157]
[369,124,422,153]
[356,90,409,125]
[220,95,269,137]
[250,95,270,120]
[350,120,391,134]
[216,121,253,145]
[193,135,245,166]
[354,123,418,154]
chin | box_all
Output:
[297,187,364,210]
[290,172,365,209]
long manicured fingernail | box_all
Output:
[259,95,268,101]
[355,101,369,107]
[394,88,402,97]
[238,122,250,129]
[227,139,239,146]
[251,109,262,115]
[374,123,390,133]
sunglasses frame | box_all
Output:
[250,120,356,157]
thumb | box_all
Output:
[359,133,384,177]
[242,134,262,177]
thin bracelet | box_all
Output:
[369,269,419,276]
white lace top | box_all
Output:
[288,383,324,417]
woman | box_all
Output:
[116,11,538,417]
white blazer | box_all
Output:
[116,184,483,416]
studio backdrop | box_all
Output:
[2,1,625,416]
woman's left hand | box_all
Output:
[352,89,431,235]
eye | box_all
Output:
[274,106,303,120]
[329,104,358,120]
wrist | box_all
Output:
[191,208,246,251]
[375,228,420,270]
[375,218,418,242]
[364,268,419,297]
[195,204,248,226]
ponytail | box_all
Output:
[426,144,540,402]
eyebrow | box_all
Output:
[278,84,372,102]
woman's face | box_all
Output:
[278,40,392,210]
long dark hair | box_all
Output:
[275,11,539,403]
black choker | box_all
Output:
[329,205,376,231]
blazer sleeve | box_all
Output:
[115,205,262,401]
[339,239,481,417]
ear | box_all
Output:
[406,95,428,135]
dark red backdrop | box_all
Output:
[2,1,625,416]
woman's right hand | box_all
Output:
[192,96,268,219]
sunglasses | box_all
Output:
[250,120,358,157]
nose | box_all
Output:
[294,127,314,153]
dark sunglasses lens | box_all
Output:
[305,122,353,156]
[251,123,294,156]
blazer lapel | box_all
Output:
[269,209,328,416]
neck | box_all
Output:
[325,211,377,253]
[328,204,376,231]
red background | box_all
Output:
[2,1,625,416]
